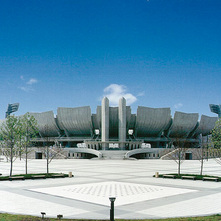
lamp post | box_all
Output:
[41,212,46,219]
[109,197,116,221]
[57,214,63,220]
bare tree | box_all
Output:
[40,125,65,174]
[195,134,209,176]
[208,148,221,165]
[164,138,189,176]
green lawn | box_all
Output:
[0,214,221,221]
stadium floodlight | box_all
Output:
[5,103,20,118]
[209,104,221,118]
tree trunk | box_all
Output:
[25,145,28,174]
[200,134,204,176]
[200,138,203,176]
[178,161,181,176]
[19,147,22,161]
[46,146,49,174]
[178,149,181,176]
[200,158,203,176]
[10,145,13,176]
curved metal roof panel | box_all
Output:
[169,111,199,138]
[57,106,92,136]
[194,115,218,136]
[135,106,171,137]
[30,111,60,137]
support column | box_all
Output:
[102,97,109,150]
[119,97,126,150]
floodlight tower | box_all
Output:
[5,103,20,118]
[209,104,221,118]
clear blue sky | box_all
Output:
[0,0,220,119]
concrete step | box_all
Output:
[100,150,127,159]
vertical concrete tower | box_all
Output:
[119,97,126,150]
[102,97,109,149]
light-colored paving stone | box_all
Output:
[0,190,88,218]
[139,192,221,218]
[0,157,221,219]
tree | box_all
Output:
[20,113,38,174]
[208,146,221,165]
[211,119,221,148]
[209,119,221,165]
[41,125,65,174]
[0,115,21,176]
[163,138,189,176]
[0,113,38,176]
[44,144,65,174]
[173,139,189,176]
[210,119,221,162]
[195,134,208,175]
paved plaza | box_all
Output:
[0,158,221,219]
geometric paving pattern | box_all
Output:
[30,181,197,206]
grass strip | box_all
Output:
[0,213,221,221]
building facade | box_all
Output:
[25,97,217,159]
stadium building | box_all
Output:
[28,97,217,160]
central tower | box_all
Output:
[101,97,127,149]
[101,97,109,149]
[119,97,126,150]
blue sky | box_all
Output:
[0,0,221,119]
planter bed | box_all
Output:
[154,173,221,182]
[0,173,69,181]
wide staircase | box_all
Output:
[100,150,128,159]
[160,149,178,160]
